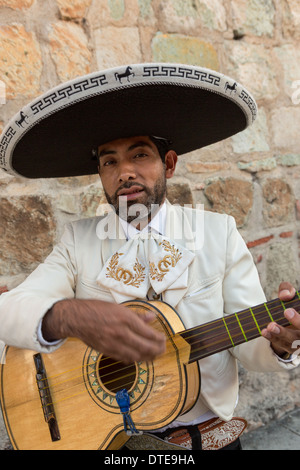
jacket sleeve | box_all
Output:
[0,223,77,353]
[223,216,300,371]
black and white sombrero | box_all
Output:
[0,63,257,179]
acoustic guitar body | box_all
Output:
[0,300,200,450]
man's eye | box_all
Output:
[134,153,147,158]
[103,159,115,166]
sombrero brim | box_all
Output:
[0,63,257,179]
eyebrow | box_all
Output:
[98,141,153,158]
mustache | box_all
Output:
[114,182,147,198]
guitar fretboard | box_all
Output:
[180,291,300,363]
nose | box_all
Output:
[118,160,137,182]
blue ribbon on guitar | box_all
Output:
[116,389,141,436]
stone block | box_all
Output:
[166,182,193,206]
[238,157,277,173]
[152,32,219,69]
[0,24,42,99]
[230,0,276,37]
[266,242,298,300]
[158,0,227,33]
[55,192,80,215]
[107,0,125,20]
[94,26,142,69]
[283,0,300,37]
[225,42,279,101]
[187,161,230,173]
[87,0,139,28]
[0,196,56,276]
[56,0,92,20]
[270,107,300,151]
[274,45,300,100]
[80,185,107,217]
[262,178,294,227]
[0,0,34,9]
[232,108,270,153]
[204,177,253,227]
[49,21,91,82]
[276,154,300,167]
[138,0,154,20]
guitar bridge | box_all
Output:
[34,353,61,442]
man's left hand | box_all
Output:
[261,282,300,359]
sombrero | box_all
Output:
[0,63,257,179]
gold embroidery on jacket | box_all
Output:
[150,240,182,282]
[106,253,146,288]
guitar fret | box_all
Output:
[222,317,235,347]
[235,313,248,342]
[264,302,274,322]
[250,307,261,335]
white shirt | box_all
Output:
[118,201,167,240]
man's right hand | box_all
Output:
[42,299,166,363]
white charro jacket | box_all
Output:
[0,202,298,422]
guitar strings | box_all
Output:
[39,294,299,389]
[186,305,291,360]
[44,292,299,385]
[37,307,292,411]
[182,296,300,357]
[184,294,299,340]
[186,303,286,347]
[35,295,300,410]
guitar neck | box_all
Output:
[180,291,300,363]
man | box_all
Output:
[0,63,299,450]
[41,135,300,364]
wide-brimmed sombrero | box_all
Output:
[0,63,257,179]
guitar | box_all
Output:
[1,293,299,450]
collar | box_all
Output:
[118,201,167,240]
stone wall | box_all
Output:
[0,0,300,448]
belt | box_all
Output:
[125,417,247,451]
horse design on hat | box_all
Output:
[15,111,29,128]
[115,66,135,84]
[224,81,237,94]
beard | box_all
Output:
[103,174,167,225]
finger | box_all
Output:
[284,308,300,329]
[261,322,280,340]
[102,308,166,358]
[125,309,166,343]
[261,323,289,356]
[141,311,157,323]
[278,282,296,300]
[102,326,166,363]
[124,311,166,356]
[123,329,166,361]
[261,317,300,355]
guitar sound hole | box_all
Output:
[98,356,136,393]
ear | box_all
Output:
[164,150,178,179]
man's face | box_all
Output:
[97,136,177,223]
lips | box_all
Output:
[117,185,145,198]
